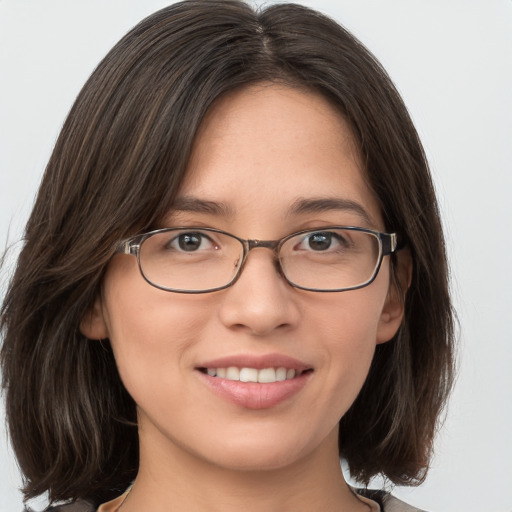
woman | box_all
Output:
[0,1,454,511]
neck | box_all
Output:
[119,423,368,512]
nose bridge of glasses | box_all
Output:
[233,239,283,285]
[238,239,282,273]
[247,239,280,252]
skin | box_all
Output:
[82,83,409,512]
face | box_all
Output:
[82,83,405,475]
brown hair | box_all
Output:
[1,0,455,505]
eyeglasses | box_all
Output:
[116,226,400,293]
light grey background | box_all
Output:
[1,1,511,511]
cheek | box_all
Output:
[305,276,389,397]
[100,259,214,396]
[320,299,380,380]
[307,273,388,351]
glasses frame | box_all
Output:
[116,226,400,294]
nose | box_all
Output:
[218,248,300,336]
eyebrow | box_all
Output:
[288,197,375,226]
[170,197,235,217]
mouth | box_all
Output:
[195,355,313,409]
[198,366,312,383]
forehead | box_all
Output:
[176,83,383,229]
[188,82,359,167]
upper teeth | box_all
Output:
[206,367,297,383]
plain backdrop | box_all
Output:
[1,1,511,511]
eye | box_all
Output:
[168,232,217,252]
[297,231,348,252]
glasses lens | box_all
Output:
[138,229,243,292]
[280,228,381,291]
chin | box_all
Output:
[188,424,336,474]
[204,445,307,473]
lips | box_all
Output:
[196,354,313,409]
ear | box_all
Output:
[376,248,412,344]
[80,294,109,340]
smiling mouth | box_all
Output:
[198,367,313,383]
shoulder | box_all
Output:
[24,501,96,512]
[356,489,428,512]
[382,493,428,512]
